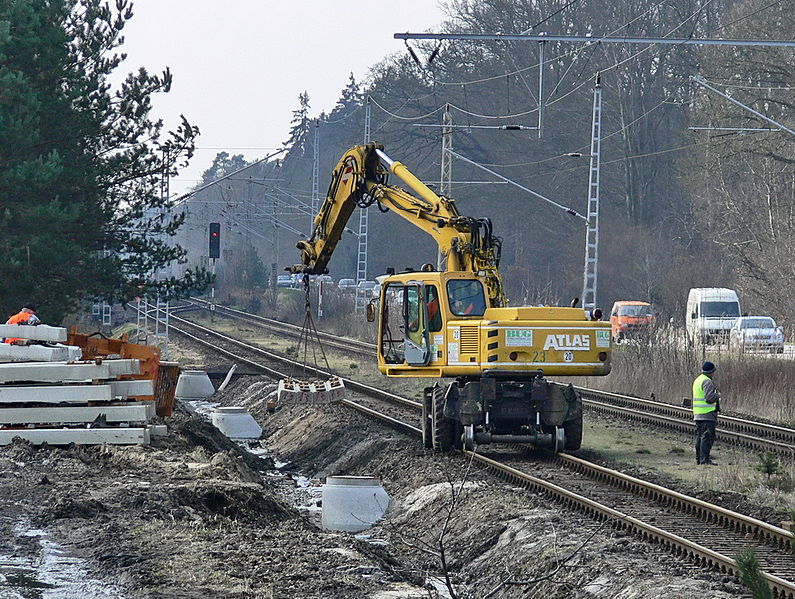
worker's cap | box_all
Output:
[701,361,716,375]
[22,303,36,312]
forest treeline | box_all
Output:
[2,0,789,326]
[210,0,794,326]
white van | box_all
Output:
[686,288,741,345]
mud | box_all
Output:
[0,405,427,598]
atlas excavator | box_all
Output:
[290,143,611,453]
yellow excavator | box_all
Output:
[291,143,611,453]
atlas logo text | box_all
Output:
[543,334,591,351]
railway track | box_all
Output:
[165,310,795,598]
[183,299,795,458]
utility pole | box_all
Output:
[271,161,280,307]
[439,104,452,270]
[582,75,602,313]
[537,40,546,138]
[311,119,320,229]
[355,96,372,311]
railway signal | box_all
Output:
[209,222,220,259]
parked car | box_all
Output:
[686,287,741,345]
[356,280,377,294]
[276,275,293,288]
[338,278,356,292]
[609,300,655,342]
[729,316,784,354]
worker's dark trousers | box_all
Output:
[695,420,716,464]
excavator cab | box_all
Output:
[376,272,491,375]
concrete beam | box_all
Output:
[0,344,82,363]
[0,324,67,342]
[0,359,140,383]
[0,384,113,403]
[107,359,141,376]
[109,380,154,397]
[0,427,149,445]
[0,404,149,425]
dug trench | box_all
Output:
[0,372,755,597]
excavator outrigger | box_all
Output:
[291,143,611,453]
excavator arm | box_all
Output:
[290,143,506,306]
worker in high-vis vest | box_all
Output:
[4,303,41,345]
[692,361,720,465]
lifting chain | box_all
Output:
[296,273,330,376]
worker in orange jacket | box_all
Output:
[4,303,42,344]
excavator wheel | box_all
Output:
[563,412,583,451]
[421,389,433,449]
[431,386,453,452]
[462,424,475,451]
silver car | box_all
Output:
[729,316,784,354]
[338,278,356,293]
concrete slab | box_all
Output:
[0,384,114,404]
[0,344,81,363]
[109,380,153,397]
[106,359,141,376]
[148,424,168,437]
[139,400,156,419]
[0,324,67,342]
[0,359,140,383]
[0,427,149,446]
[0,405,149,425]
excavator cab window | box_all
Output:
[380,282,431,366]
[425,285,442,332]
[447,279,487,317]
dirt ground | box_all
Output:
[0,334,760,598]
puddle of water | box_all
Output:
[0,527,127,599]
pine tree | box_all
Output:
[735,549,774,599]
[0,0,209,323]
[330,73,362,119]
[283,91,311,156]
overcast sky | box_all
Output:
[115,1,446,194]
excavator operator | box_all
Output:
[448,280,487,317]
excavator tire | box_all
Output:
[563,411,583,451]
[421,389,433,449]
[431,386,453,452]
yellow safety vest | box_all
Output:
[692,373,716,416]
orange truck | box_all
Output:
[609,301,655,342]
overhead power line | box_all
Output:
[395,32,795,48]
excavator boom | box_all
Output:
[291,143,506,306]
